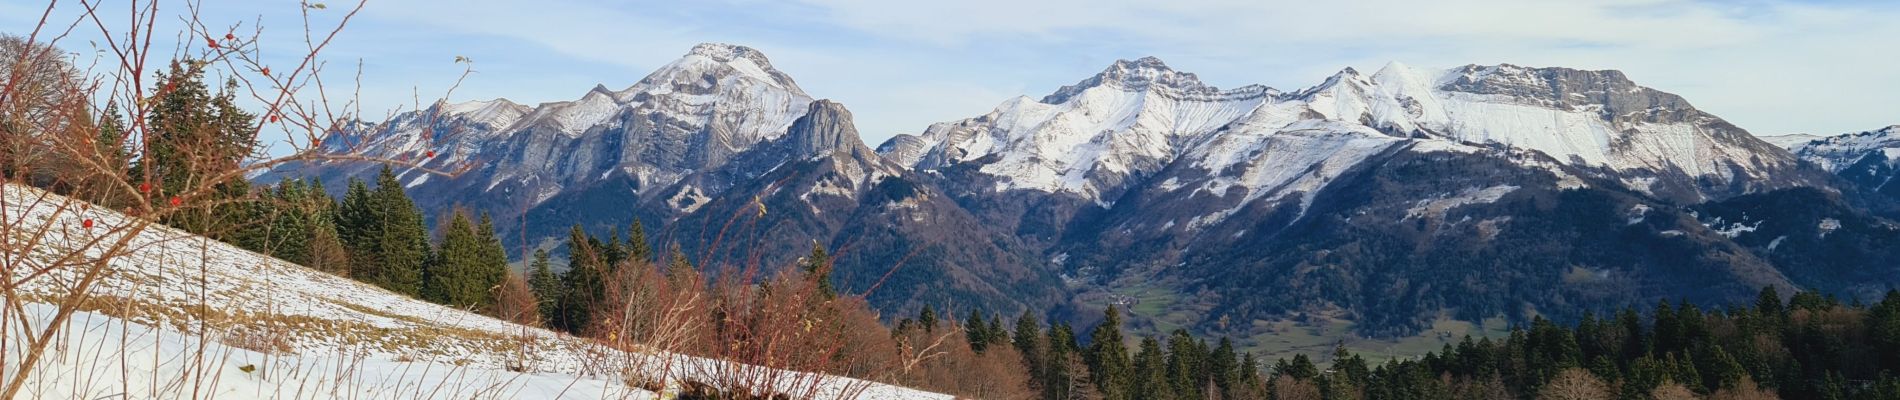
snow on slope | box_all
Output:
[0,184,948,400]
[1784,125,1900,171]
[885,57,1272,200]
[283,43,816,213]
[1758,133,1824,151]
[882,59,1802,207]
[7,302,638,400]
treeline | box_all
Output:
[242,168,516,312]
[2,54,518,314]
[931,286,1900,400]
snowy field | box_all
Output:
[0,184,947,399]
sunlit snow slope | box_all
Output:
[0,184,947,400]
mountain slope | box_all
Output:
[262,43,815,235]
[0,184,947,399]
[882,61,1815,209]
[874,57,1861,341]
[662,101,1064,314]
[1780,125,1900,195]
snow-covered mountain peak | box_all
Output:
[429,98,530,129]
[688,42,772,65]
[267,43,817,215]
[885,59,1812,205]
[1043,56,1272,104]
[1787,125,1900,171]
[588,83,615,97]
[629,42,804,95]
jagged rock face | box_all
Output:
[786,100,863,156]
[658,100,1062,314]
[262,43,813,216]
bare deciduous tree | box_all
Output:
[1538,368,1612,400]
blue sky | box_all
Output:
[5,0,1898,146]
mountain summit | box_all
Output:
[260,47,1888,340]
[882,58,1819,206]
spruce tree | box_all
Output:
[305,183,351,276]
[368,166,430,297]
[919,304,939,333]
[965,309,989,353]
[264,180,314,264]
[1087,306,1133,400]
[527,249,561,327]
[987,314,1007,351]
[336,178,376,276]
[1168,329,1209,399]
[1135,337,1175,400]
[1757,286,1786,319]
[600,229,627,268]
[1211,337,1239,397]
[423,210,506,308]
[625,220,651,264]
[475,213,510,305]
[664,244,697,286]
[133,61,257,238]
[1014,310,1046,385]
[1045,323,1080,400]
[803,241,835,300]
[555,225,604,334]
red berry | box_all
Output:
[82,219,94,228]
[168,197,181,206]
[139,182,152,193]
[261,67,271,76]
[269,114,280,123]
[426,151,435,158]
[312,138,322,147]
[224,33,235,41]
[206,38,219,48]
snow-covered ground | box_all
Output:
[5,302,642,400]
[0,184,948,399]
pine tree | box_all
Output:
[1087,306,1133,400]
[527,249,561,327]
